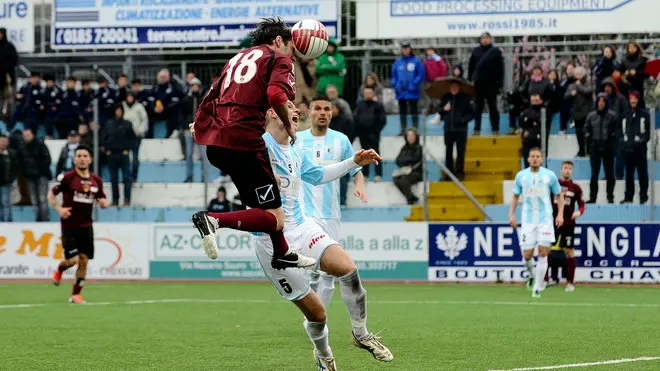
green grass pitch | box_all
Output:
[1,282,659,370]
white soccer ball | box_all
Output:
[291,19,329,59]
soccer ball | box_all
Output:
[291,19,329,59]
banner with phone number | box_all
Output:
[428,223,660,283]
[51,0,339,49]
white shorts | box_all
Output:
[254,219,338,301]
[311,218,341,242]
[518,222,555,251]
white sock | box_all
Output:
[338,269,368,339]
[310,271,335,309]
[534,256,548,292]
[524,258,535,278]
[304,320,332,358]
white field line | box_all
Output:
[2,298,660,310]
[487,356,660,371]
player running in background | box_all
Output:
[191,18,313,270]
[551,160,585,292]
[49,146,109,304]
[297,94,368,310]
[509,148,564,298]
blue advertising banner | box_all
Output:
[51,0,340,49]
[428,223,660,283]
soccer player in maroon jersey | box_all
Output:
[551,161,585,292]
[191,18,315,270]
[48,145,109,304]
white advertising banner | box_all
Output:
[51,0,340,49]
[357,0,660,39]
[0,223,149,280]
[1,0,35,53]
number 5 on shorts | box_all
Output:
[279,278,293,294]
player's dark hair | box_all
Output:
[529,147,543,156]
[75,145,91,156]
[250,17,292,46]
[562,160,574,167]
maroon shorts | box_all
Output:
[206,145,282,210]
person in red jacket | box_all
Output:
[424,48,448,82]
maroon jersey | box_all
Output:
[194,45,296,151]
[51,170,106,228]
[552,179,585,228]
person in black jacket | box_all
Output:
[585,93,617,203]
[0,134,18,221]
[148,69,182,138]
[102,105,136,206]
[520,65,553,108]
[21,72,45,135]
[601,77,630,180]
[354,87,387,180]
[77,79,95,125]
[393,128,423,204]
[0,28,18,95]
[329,101,354,143]
[593,46,618,90]
[208,186,232,213]
[439,79,475,180]
[519,93,545,168]
[558,63,575,133]
[546,69,563,126]
[468,32,504,135]
[116,74,129,103]
[183,78,205,183]
[18,128,52,221]
[94,77,117,128]
[55,130,80,176]
[620,91,650,204]
[57,77,81,139]
[620,40,648,107]
[43,74,62,138]
[565,66,594,156]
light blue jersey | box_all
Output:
[262,133,325,231]
[297,128,359,220]
[513,167,562,225]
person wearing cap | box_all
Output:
[94,76,117,128]
[584,93,617,203]
[468,32,504,135]
[316,38,346,96]
[392,41,425,134]
[208,186,232,213]
[183,77,205,182]
[620,91,650,204]
[58,77,81,139]
[123,90,148,181]
[55,130,80,176]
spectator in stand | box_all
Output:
[620,40,648,107]
[316,38,346,96]
[148,69,182,138]
[330,101,354,144]
[520,93,545,168]
[506,88,523,135]
[11,78,27,129]
[520,65,553,108]
[184,71,196,93]
[123,90,148,181]
[602,77,630,180]
[102,105,135,206]
[439,79,475,180]
[43,74,62,139]
[0,28,19,96]
[295,58,317,104]
[18,128,52,221]
[452,64,465,80]
[182,78,204,183]
[77,79,95,125]
[593,46,618,90]
[469,32,504,136]
[585,93,617,203]
[9,130,30,206]
[392,42,425,134]
[131,79,150,109]
[296,101,313,132]
[424,48,448,82]
[559,63,575,134]
[621,91,650,204]
[78,123,93,156]
[354,86,387,181]
[564,66,593,157]
[393,128,423,205]
[611,69,630,97]
[94,77,117,129]
[326,84,352,117]
[0,134,17,222]
[208,186,232,213]
[116,74,129,103]
[58,77,81,139]
[21,72,45,135]
[55,130,80,176]
[546,69,563,131]
[356,72,383,105]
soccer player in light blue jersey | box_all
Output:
[297,94,368,311]
[509,147,565,298]
[252,102,393,368]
